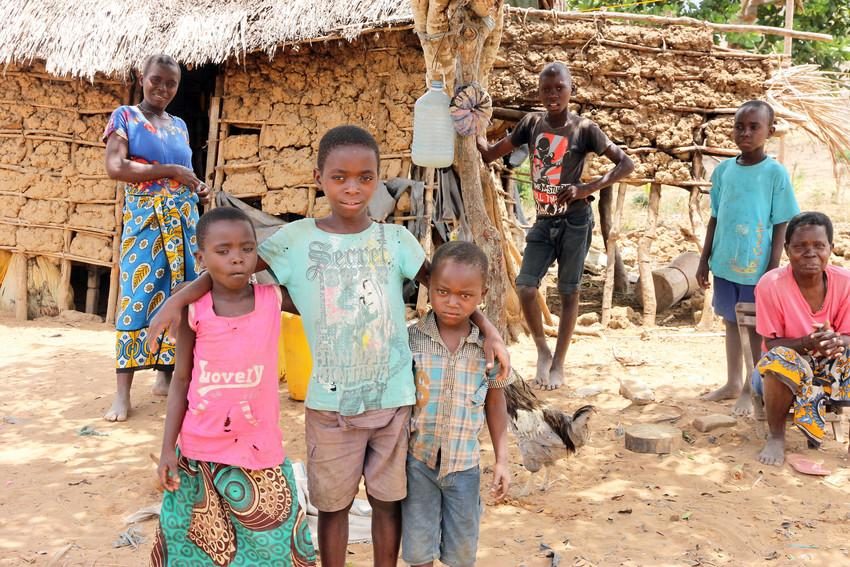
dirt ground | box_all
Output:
[2,133,850,566]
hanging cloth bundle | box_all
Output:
[449,82,492,137]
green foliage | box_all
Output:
[563,0,850,70]
[515,158,534,206]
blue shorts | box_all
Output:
[401,455,481,567]
[751,366,764,396]
[712,276,755,322]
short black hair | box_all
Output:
[785,211,833,246]
[431,241,489,282]
[196,206,256,249]
[141,54,180,75]
[736,100,774,125]
[317,125,380,171]
[540,61,572,82]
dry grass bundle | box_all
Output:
[766,65,850,192]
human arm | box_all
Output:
[157,307,194,491]
[104,133,201,189]
[767,222,788,272]
[484,386,510,500]
[766,322,848,359]
[148,273,213,348]
[414,260,511,381]
[696,216,717,289]
[558,145,634,205]
[476,135,517,164]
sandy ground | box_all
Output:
[2,311,850,567]
[2,133,849,566]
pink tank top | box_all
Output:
[179,284,284,470]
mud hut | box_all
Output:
[0,1,829,327]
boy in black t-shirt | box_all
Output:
[478,62,634,390]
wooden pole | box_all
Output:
[57,228,72,312]
[14,253,27,321]
[205,74,225,207]
[416,168,435,317]
[778,0,795,165]
[85,267,100,314]
[508,7,832,42]
[638,183,661,326]
[601,183,626,327]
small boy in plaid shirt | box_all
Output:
[403,241,512,567]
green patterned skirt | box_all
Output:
[151,452,316,566]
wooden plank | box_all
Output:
[14,253,27,321]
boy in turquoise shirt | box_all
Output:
[696,100,799,416]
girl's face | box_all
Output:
[195,220,257,291]
[313,145,379,221]
[140,63,180,112]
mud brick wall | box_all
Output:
[218,31,425,216]
[0,63,123,265]
[491,15,773,184]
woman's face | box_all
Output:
[140,63,180,112]
[786,224,832,278]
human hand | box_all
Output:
[484,334,511,383]
[490,461,510,501]
[556,184,579,206]
[158,449,181,492]
[476,135,488,154]
[195,182,211,203]
[810,322,844,358]
[696,259,710,289]
[147,298,182,351]
[170,165,201,191]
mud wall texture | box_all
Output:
[491,14,773,183]
[0,63,122,265]
[217,15,769,216]
[218,31,424,217]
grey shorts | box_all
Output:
[516,204,594,295]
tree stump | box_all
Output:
[625,423,680,454]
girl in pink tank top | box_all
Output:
[151,208,315,566]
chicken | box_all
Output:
[504,376,594,495]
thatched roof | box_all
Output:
[0,0,412,79]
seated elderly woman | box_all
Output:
[753,211,850,466]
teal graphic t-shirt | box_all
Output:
[259,219,425,415]
[709,156,799,285]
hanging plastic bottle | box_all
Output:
[411,80,455,168]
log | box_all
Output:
[509,7,832,41]
[688,156,715,330]
[14,253,28,321]
[625,423,681,454]
[205,74,224,189]
[638,183,661,326]
[601,183,626,327]
[636,251,701,312]
[416,168,435,317]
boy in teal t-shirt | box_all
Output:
[697,100,799,416]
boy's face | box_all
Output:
[785,224,832,278]
[733,106,774,153]
[538,71,571,114]
[429,259,487,328]
[314,146,379,221]
[195,220,258,291]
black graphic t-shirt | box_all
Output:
[511,112,613,217]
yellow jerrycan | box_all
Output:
[278,313,312,401]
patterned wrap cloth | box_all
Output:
[449,82,492,137]
[103,106,200,372]
[757,346,850,444]
[150,451,316,566]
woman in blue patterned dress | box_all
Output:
[103,54,209,421]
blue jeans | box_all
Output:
[401,455,481,567]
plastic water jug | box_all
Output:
[278,312,312,401]
[412,80,455,168]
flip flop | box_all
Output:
[786,453,831,476]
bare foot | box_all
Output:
[757,436,785,466]
[540,366,564,391]
[152,371,171,396]
[104,393,130,422]
[701,383,742,402]
[532,348,554,389]
[732,392,754,417]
